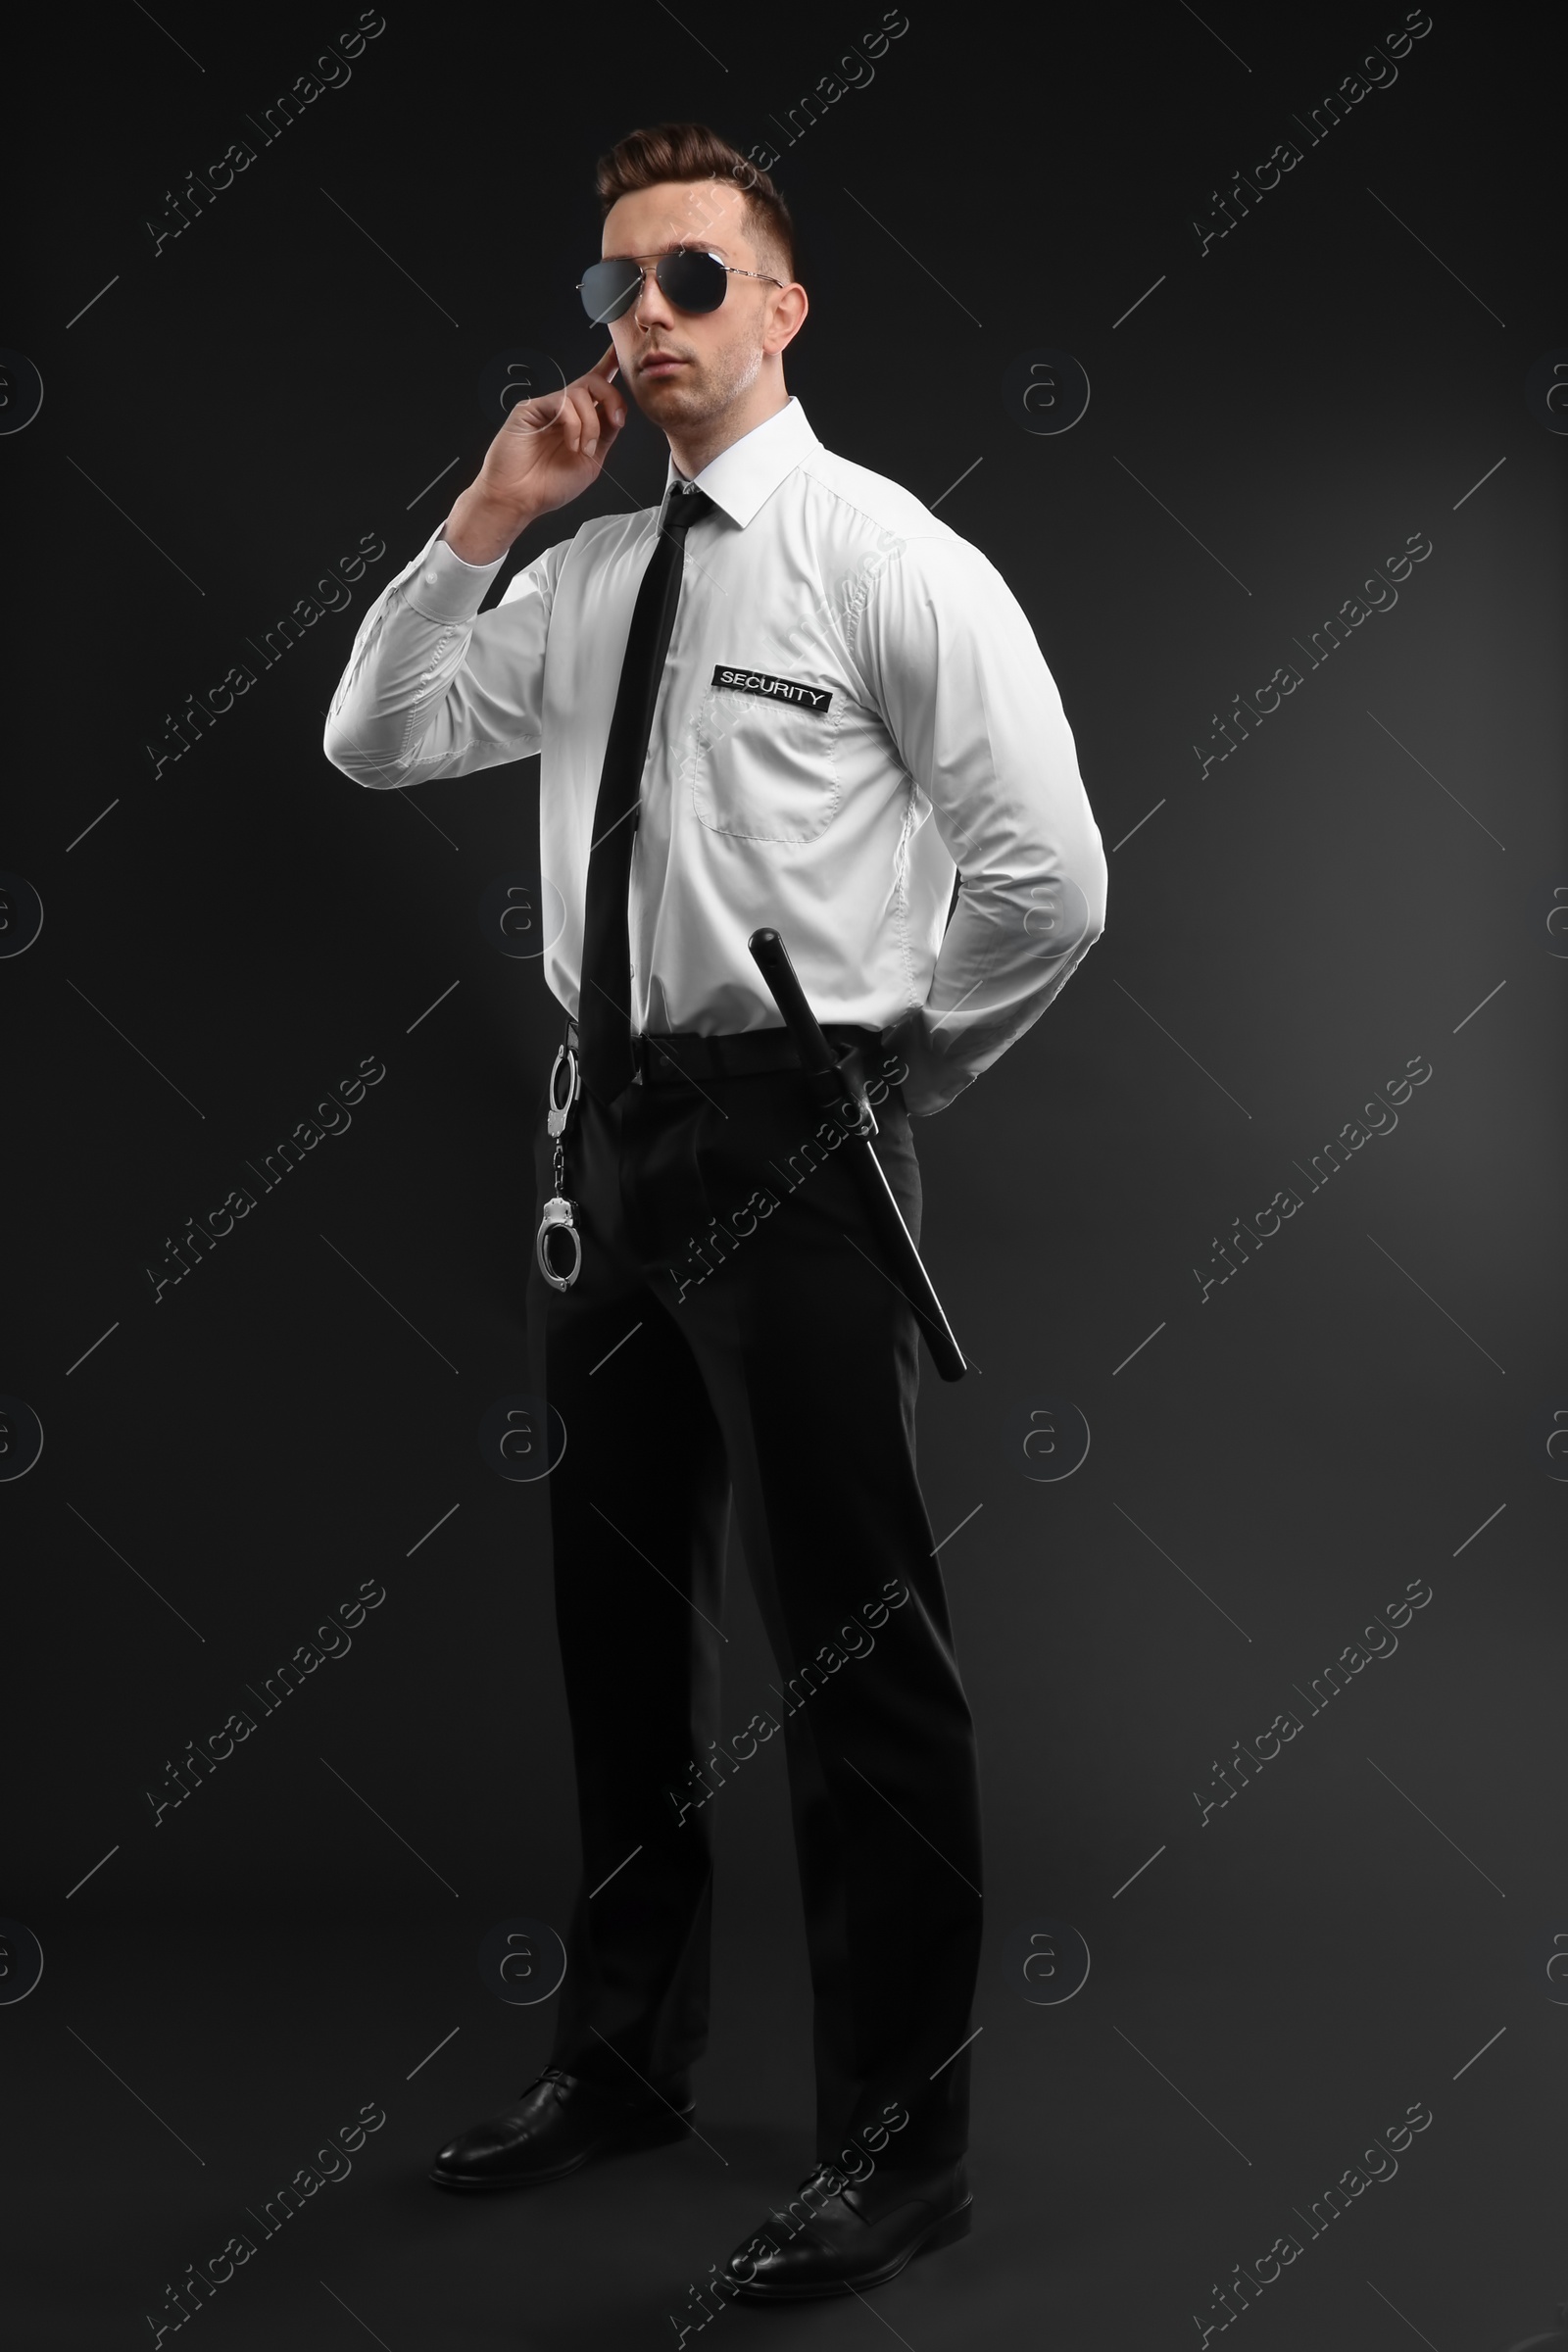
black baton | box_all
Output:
[748,928,968,1383]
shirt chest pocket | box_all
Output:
[685,677,845,845]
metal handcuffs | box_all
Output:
[535,1041,583,1292]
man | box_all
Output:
[324,121,1106,2299]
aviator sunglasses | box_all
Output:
[577,246,783,327]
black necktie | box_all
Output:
[577,480,712,1102]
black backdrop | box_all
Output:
[5,3,1565,2346]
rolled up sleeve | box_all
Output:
[322,525,567,790]
[860,531,1108,1114]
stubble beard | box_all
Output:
[634,334,762,437]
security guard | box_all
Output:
[324,119,1107,2300]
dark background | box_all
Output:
[4,2,1564,2345]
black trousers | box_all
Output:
[524,1035,984,2167]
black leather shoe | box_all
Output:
[723,2158,971,2298]
[428,2065,694,2191]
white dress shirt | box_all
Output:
[323,396,1107,1115]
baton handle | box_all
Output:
[748,928,840,1075]
[747,926,969,1383]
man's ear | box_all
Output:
[765,282,808,357]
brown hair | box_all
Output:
[595,122,797,283]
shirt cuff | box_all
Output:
[402,527,505,621]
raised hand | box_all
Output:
[445,346,624,564]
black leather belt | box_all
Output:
[564,1016,886,1088]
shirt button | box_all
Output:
[422,568,438,585]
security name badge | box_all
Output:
[711,665,834,713]
[535,1041,582,1291]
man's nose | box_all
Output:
[631,267,677,330]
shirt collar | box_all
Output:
[662,397,819,529]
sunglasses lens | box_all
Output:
[658,249,728,313]
[579,257,642,325]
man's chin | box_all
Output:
[633,367,705,416]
